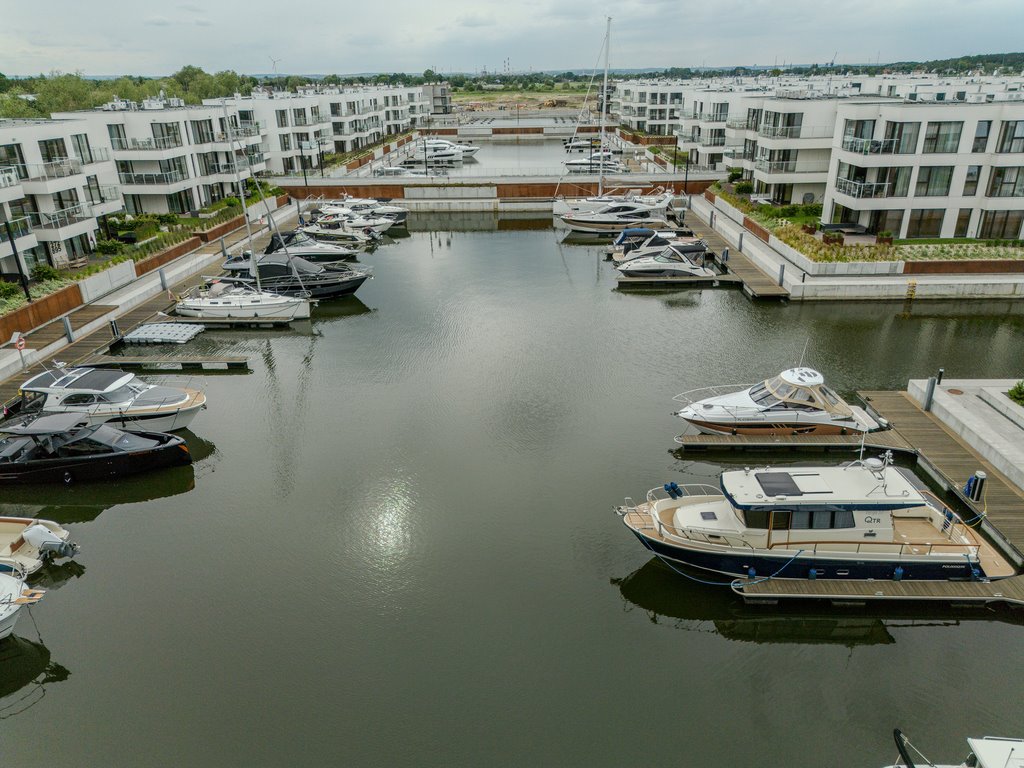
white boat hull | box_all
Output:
[0,606,20,640]
[176,297,311,320]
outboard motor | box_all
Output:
[23,524,79,561]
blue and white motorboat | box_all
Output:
[617,455,1017,582]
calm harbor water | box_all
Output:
[2,219,1023,766]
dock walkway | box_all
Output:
[685,217,789,300]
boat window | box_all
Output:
[790,510,811,529]
[749,383,780,406]
[20,390,46,411]
[812,510,833,529]
[789,387,818,405]
[773,383,795,400]
[771,510,791,530]
[87,425,160,450]
[58,439,113,456]
[61,394,96,406]
[820,386,842,407]
[742,509,770,529]
[833,510,855,529]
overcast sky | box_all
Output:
[3,0,1023,77]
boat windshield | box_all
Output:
[87,425,161,450]
[765,376,823,410]
[748,382,781,406]
[820,385,842,407]
[100,383,145,403]
[654,251,684,263]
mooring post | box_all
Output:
[62,316,75,343]
[738,231,744,251]
[923,376,937,411]
[158,268,168,292]
[777,263,785,286]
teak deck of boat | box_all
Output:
[615,274,742,288]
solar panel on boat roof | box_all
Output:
[67,369,126,391]
[755,472,804,497]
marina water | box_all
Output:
[1,220,1022,765]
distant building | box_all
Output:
[421,83,453,115]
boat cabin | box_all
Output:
[17,368,143,413]
[748,368,853,417]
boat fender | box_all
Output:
[971,567,982,581]
[669,482,682,498]
[63,471,73,485]
[964,476,975,497]
[663,483,674,499]
[893,566,904,581]
[23,524,78,560]
[807,568,817,580]
[746,567,756,579]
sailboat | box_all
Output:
[176,104,312,320]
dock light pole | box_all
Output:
[4,220,32,302]
[683,152,690,194]
[299,143,308,187]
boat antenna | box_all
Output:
[858,428,866,461]
[797,337,809,368]
[598,16,611,197]
[221,101,262,293]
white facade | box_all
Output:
[1,118,121,273]
[54,96,268,215]
[210,85,429,175]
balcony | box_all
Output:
[841,136,899,154]
[0,166,20,189]
[701,136,727,147]
[834,178,891,198]
[80,147,111,164]
[755,159,797,173]
[118,170,189,185]
[293,115,310,126]
[86,185,121,205]
[0,216,33,242]
[27,202,94,229]
[698,113,728,123]
[21,158,83,181]
[111,136,183,151]
[758,125,834,140]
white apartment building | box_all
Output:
[1,118,121,273]
[211,85,429,175]
[54,96,268,215]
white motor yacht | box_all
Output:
[176,279,312,320]
[673,368,880,436]
[0,565,43,640]
[266,230,363,256]
[297,223,377,246]
[326,197,409,224]
[609,229,701,263]
[553,190,673,217]
[563,136,605,152]
[14,366,206,433]
[560,201,672,234]
[423,138,480,158]
[316,210,394,234]
[407,142,463,163]
[0,517,78,574]
[615,244,714,278]
[564,150,626,174]
[617,455,1018,582]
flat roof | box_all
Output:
[722,464,926,509]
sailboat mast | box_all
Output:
[221,101,262,291]
[598,16,611,196]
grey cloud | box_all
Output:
[144,16,173,26]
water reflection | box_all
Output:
[0,430,213,524]
[0,634,70,718]
[407,211,553,232]
[311,296,374,326]
[613,559,1024,647]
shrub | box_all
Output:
[95,238,123,255]
[734,180,754,194]
[31,264,61,282]
[1009,381,1024,407]
[727,167,743,183]
[0,280,21,299]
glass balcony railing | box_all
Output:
[87,185,121,204]
[0,166,20,188]
[841,136,899,154]
[699,113,728,123]
[111,136,184,151]
[118,170,188,185]
[0,216,33,241]
[27,202,93,229]
[834,178,891,198]
[759,125,803,139]
[77,147,111,164]
[20,158,83,181]
[702,136,727,147]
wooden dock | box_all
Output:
[733,573,1024,606]
[673,429,914,453]
[615,274,742,289]
[686,219,790,300]
[85,354,250,371]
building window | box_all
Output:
[190,120,214,144]
[922,121,963,153]
[973,121,992,153]
[869,210,905,235]
[963,165,981,196]
[884,122,920,153]
[915,166,953,196]
[279,135,291,152]
[986,167,1024,198]
[124,194,143,215]
[165,190,194,215]
[954,209,972,238]
[978,210,1024,239]
[37,138,68,163]
[996,121,1024,153]
[906,209,944,238]
[276,110,288,128]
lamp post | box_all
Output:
[299,142,308,186]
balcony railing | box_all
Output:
[0,216,33,242]
[759,125,834,140]
[834,178,891,198]
[841,136,899,154]
[698,113,728,123]
[27,202,93,229]
[725,119,751,130]
[20,158,83,181]
[111,136,183,151]
[87,184,121,204]
[0,166,20,189]
[293,116,310,126]
[702,136,727,147]
[118,170,189,185]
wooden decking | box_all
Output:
[861,390,1024,552]
[674,429,914,453]
[686,218,790,300]
[733,573,1024,605]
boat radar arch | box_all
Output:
[778,367,824,387]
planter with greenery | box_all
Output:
[1009,381,1024,407]
[876,231,894,245]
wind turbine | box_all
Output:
[269,56,283,78]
